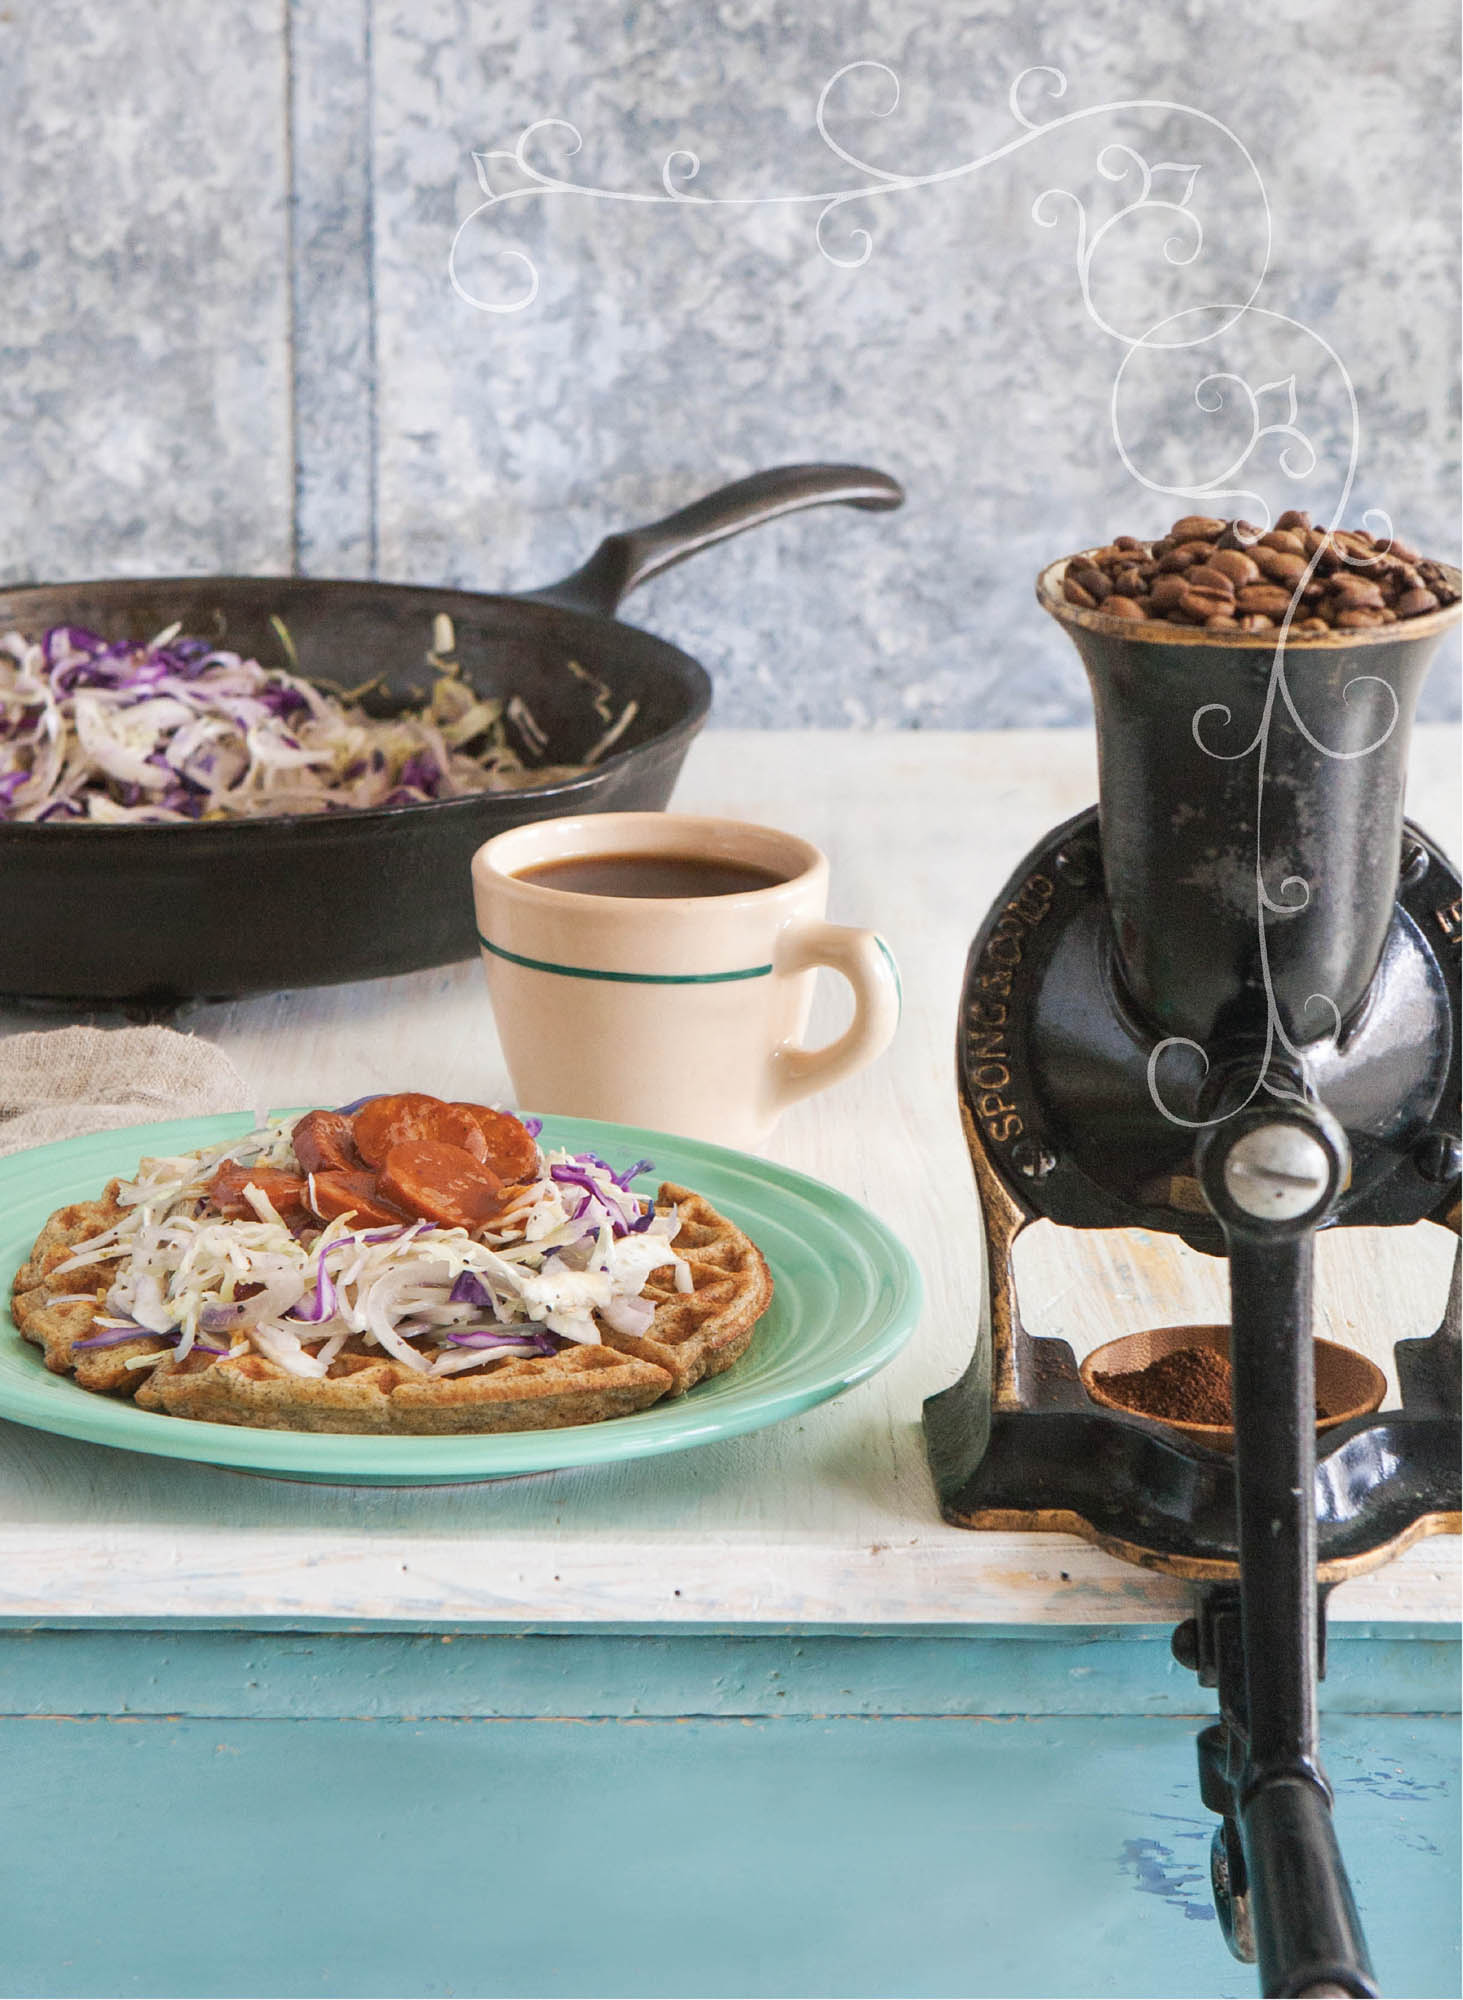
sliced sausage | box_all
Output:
[427,1104,492,1164]
[350,1093,444,1167]
[377,1140,507,1231]
[444,1104,540,1183]
[207,1161,309,1220]
[306,1170,412,1229]
[292,1108,364,1175]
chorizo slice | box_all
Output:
[377,1140,507,1231]
[306,1170,412,1229]
[292,1108,364,1175]
[445,1104,540,1183]
[426,1103,491,1164]
[350,1093,444,1168]
[206,1161,309,1220]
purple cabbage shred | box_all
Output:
[444,1329,559,1354]
[73,1322,175,1350]
[448,1270,494,1310]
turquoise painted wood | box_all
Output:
[0,1627,1457,1720]
[0,1629,1456,1999]
[0,1709,1455,1999]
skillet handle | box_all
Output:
[521,463,904,616]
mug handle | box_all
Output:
[768,922,901,1113]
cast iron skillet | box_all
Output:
[1,463,902,1001]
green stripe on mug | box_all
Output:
[477,933,774,985]
[875,935,903,1023]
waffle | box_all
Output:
[10,1182,174,1394]
[11,1182,773,1435]
[593,1183,773,1394]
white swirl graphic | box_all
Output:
[1131,303,1400,1128]
[450,62,1270,326]
[452,64,1399,1131]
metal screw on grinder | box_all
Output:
[1054,840,1099,888]
[1171,1619,1200,1672]
[1010,1135,1057,1182]
[1222,1123,1333,1222]
[1399,834,1430,885]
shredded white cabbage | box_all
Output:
[55,1115,689,1379]
[0,621,634,824]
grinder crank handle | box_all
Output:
[523,464,905,615]
[1197,1104,1377,1999]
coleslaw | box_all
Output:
[54,1115,692,1379]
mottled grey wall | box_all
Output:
[0,2,291,575]
[2,0,1458,723]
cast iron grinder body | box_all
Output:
[925,568,1461,1998]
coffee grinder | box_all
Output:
[924,555,1461,1998]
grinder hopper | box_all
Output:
[924,557,1461,1996]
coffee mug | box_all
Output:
[471,812,900,1149]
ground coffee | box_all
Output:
[1098,1343,1330,1427]
[1098,1344,1234,1425]
[1058,512,1459,636]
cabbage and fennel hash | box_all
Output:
[0,617,637,823]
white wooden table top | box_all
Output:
[2,726,1458,1629]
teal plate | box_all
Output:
[0,1112,922,1484]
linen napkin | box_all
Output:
[0,1026,252,1158]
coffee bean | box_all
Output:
[1207,549,1261,586]
[1216,521,1262,552]
[1179,586,1234,620]
[1052,517,1454,638]
[1186,564,1238,596]
[1311,536,1348,572]
[1395,587,1440,617]
[1328,576,1385,610]
[1235,584,1295,616]
[1255,548,1306,584]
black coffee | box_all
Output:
[514,853,788,899]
